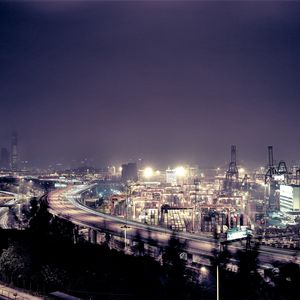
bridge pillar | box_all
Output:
[88,229,97,244]
[88,228,97,243]
[97,231,106,244]
[73,225,79,244]
[88,228,91,243]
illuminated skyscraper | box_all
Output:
[10,132,18,171]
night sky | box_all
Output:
[1,1,300,168]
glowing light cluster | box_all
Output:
[175,166,187,177]
[143,167,154,178]
[239,168,245,174]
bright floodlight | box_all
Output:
[143,167,154,178]
[239,168,245,174]
[175,166,186,177]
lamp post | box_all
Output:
[175,166,187,186]
[200,264,219,299]
[143,167,154,180]
[217,264,219,300]
[215,239,223,300]
[121,181,132,253]
[121,224,130,253]
[199,266,208,283]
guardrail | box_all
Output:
[0,288,29,300]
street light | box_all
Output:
[199,266,208,283]
[215,241,223,300]
[143,167,154,179]
[174,166,186,177]
[239,168,246,177]
[217,264,219,300]
[17,203,21,219]
[121,224,130,253]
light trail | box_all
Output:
[47,185,300,265]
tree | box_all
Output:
[41,264,69,292]
[273,261,300,300]
[29,197,39,216]
[132,230,145,256]
[28,199,52,235]
[209,241,231,298]
[0,243,32,284]
[233,238,263,299]
[162,232,188,298]
[210,243,231,271]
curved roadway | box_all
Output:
[47,185,300,265]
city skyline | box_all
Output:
[1,1,300,167]
[1,2,300,299]
[0,132,298,171]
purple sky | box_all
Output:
[1,1,300,168]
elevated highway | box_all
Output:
[47,185,300,266]
[0,191,17,206]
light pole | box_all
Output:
[192,178,200,233]
[199,265,218,298]
[217,264,219,300]
[199,266,208,283]
[192,206,195,233]
[121,224,130,253]
[17,203,21,219]
[216,239,222,300]
[121,181,132,253]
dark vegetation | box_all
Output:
[209,239,300,300]
[0,197,299,299]
[0,199,207,299]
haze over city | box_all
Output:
[1,2,300,300]
[1,1,300,168]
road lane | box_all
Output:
[47,185,300,265]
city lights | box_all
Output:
[174,166,186,177]
[200,266,207,273]
[143,167,154,179]
[2,1,300,298]
[239,168,245,174]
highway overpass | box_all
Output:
[47,185,300,266]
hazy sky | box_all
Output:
[1,0,300,168]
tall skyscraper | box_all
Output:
[0,147,10,169]
[10,132,18,171]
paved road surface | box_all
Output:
[47,185,300,265]
[0,211,9,229]
[0,283,42,300]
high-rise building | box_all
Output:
[0,147,10,169]
[279,184,300,213]
[10,132,18,171]
[121,163,138,182]
[166,168,177,186]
